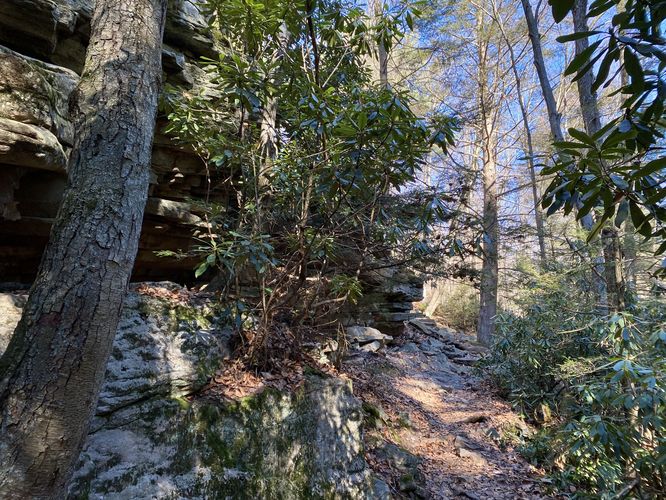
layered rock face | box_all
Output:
[0,0,422,330]
[0,284,377,498]
[0,0,224,283]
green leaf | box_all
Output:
[629,200,646,230]
[633,157,666,178]
[565,40,602,76]
[568,128,597,147]
[615,199,629,227]
[553,140,591,149]
[586,213,609,242]
[623,47,645,92]
[194,262,209,278]
[556,30,603,43]
[549,0,575,23]
[592,48,618,92]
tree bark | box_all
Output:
[476,6,499,347]
[572,0,626,313]
[0,0,167,497]
[520,0,565,143]
[572,0,602,136]
[602,227,626,312]
[369,0,389,88]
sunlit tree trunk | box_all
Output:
[0,0,167,497]
[520,0,565,143]
[369,0,389,88]
[476,7,500,346]
[572,0,626,313]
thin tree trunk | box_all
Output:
[424,283,444,317]
[494,3,546,263]
[520,0,565,142]
[0,0,167,497]
[369,0,389,88]
[602,227,626,312]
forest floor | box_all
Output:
[343,318,553,499]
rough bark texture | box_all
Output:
[476,7,499,347]
[369,0,388,88]
[572,0,602,136]
[0,0,167,497]
[602,227,626,312]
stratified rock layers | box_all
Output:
[0,1,219,282]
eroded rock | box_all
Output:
[0,284,379,499]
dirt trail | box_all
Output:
[343,318,550,499]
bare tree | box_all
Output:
[492,0,547,263]
[476,4,501,346]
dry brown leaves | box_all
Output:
[135,283,195,306]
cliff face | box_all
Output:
[0,0,223,282]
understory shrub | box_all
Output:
[485,264,666,498]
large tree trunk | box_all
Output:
[477,127,499,346]
[572,0,602,136]
[572,0,626,313]
[476,6,499,347]
[0,0,167,497]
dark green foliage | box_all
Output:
[159,0,456,358]
[486,263,666,497]
[543,0,666,275]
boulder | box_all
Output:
[0,118,68,173]
[0,284,379,499]
[346,325,393,348]
[0,45,78,146]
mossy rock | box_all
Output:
[70,372,377,499]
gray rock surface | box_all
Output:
[1,284,379,499]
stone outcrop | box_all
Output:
[0,1,222,283]
[344,267,423,335]
[0,0,423,331]
[0,284,378,499]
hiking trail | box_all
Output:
[343,316,551,499]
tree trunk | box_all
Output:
[476,6,499,347]
[572,0,626,312]
[572,0,602,136]
[520,0,594,230]
[424,282,444,317]
[520,0,565,143]
[602,227,626,312]
[369,0,389,88]
[0,0,167,497]
[477,128,499,346]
